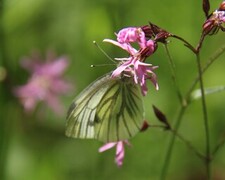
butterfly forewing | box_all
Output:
[66,74,112,139]
[66,73,144,143]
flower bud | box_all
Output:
[219,1,225,11]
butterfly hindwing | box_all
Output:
[66,73,144,142]
[95,78,144,142]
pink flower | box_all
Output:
[104,27,158,96]
[14,52,73,115]
[104,28,155,55]
[111,57,158,96]
[99,140,130,167]
[116,27,146,48]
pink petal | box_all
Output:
[98,142,117,152]
[117,27,140,43]
[141,83,148,96]
[150,73,159,90]
[22,97,37,112]
[114,57,131,61]
[50,79,73,94]
[116,141,124,155]
[40,58,69,77]
[46,94,64,115]
[116,27,146,46]
[103,39,137,55]
[111,60,133,78]
[103,39,126,49]
[115,141,125,167]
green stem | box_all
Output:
[164,44,184,106]
[171,34,196,53]
[0,1,6,179]
[0,1,14,179]
[196,53,211,179]
[186,44,225,103]
[159,37,225,180]
[212,134,225,156]
[160,106,186,180]
[169,128,205,160]
[152,123,205,161]
[159,44,225,179]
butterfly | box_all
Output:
[65,73,145,143]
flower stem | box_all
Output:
[152,123,205,161]
[171,34,196,53]
[159,37,225,180]
[212,134,225,156]
[164,44,185,106]
[159,44,225,179]
[0,1,14,179]
[169,128,205,160]
[196,53,211,179]
[160,106,186,180]
[186,44,225,102]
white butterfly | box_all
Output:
[66,73,145,142]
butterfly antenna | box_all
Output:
[93,41,116,63]
[90,64,116,68]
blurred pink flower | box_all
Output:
[99,140,130,167]
[104,27,158,96]
[14,52,73,115]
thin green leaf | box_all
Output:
[191,86,225,100]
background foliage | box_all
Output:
[0,0,225,179]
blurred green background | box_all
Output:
[1,0,225,179]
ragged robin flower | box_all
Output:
[104,27,159,96]
[14,52,73,115]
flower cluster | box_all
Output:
[203,1,225,35]
[14,52,73,115]
[104,27,159,96]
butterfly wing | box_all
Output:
[66,73,145,142]
[94,77,144,142]
[66,73,113,139]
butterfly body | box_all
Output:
[66,73,144,142]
